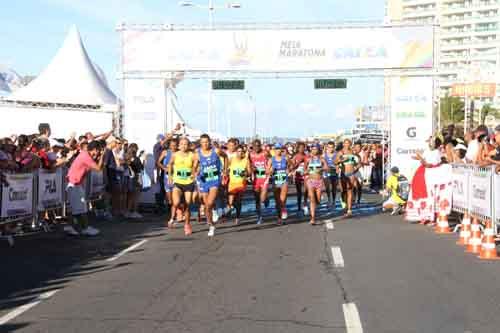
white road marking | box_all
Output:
[331,246,344,268]
[106,239,148,262]
[343,303,363,333]
[326,220,334,230]
[0,289,59,325]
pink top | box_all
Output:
[67,151,97,186]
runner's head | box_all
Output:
[274,143,283,156]
[311,143,321,156]
[200,134,211,150]
[179,137,190,152]
[236,145,245,159]
[227,138,238,152]
[297,142,305,154]
[252,139,262,153]
[168,138,178,151]
[343,139,352,149]
[326,141,335,153]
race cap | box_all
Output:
[454,143,467,151]
[274,143,283,149]
[50,139,64,148]
[390,166,399,174]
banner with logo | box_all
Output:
[122,26,433,72]
[469,167,492,219]
[451,83,496,98]
[495,172,500,223]
[37,169,63,211]
[123,79,166,153]
[88,171,106,200]
[390,77,434,181]
[1,173,33,218]
[451,164,470,212]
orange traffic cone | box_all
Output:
[466,217,483,254]
[456,213,471,246]
[435,212,451,234]
[478,220,499,260]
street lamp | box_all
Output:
[179,0,242,134]
[245,90,257,139]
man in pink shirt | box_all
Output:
[65,141,104,236]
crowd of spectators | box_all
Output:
[0,123,145,236]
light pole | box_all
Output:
[179,1,242,134]
[245,90,256,139]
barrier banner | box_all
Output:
[1,173,34,218]
[470,167,492,219]
[37,169,63,211]
[451,165,470,212]
[88,171,105,200]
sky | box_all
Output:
[0,0,385,138]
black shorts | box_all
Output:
[174,183,196,193]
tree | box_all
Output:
[440,95,464,127]
[479,104,498,125]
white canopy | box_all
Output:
[9,26,117,106]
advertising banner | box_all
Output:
[451,83,496,98]
[470,167,492,219]
[494,172,500,223]
[390,76,434,181]
[88,171,106,200]
[451,164,470,212]
[123,79,166,153]
[37,169,63,211]
[1,173,33,218]
[122,26,433,72]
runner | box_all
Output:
[292,142,309,215]
[323,141,339,210]
[249,139,270,224]
[338,139,358,218]
[304,144,328,225]
[195,134,227,237]
[167,137,198,236]
[269,143,291,225]
[157,138,178,217]
[228,145,252,225]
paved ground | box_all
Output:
[2,192,500,332]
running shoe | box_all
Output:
[64,225,80,236]
[167,219,175,229]
[208,225,215,237]
[281,209,288,220]
[303,205,309,216]
[277,218,283,225]
[213,210,219,223]
[391,206,402,216]
[184,223,193,236]
[234,218,240,225]
[256,216,263,225]
[81,226,100,237]
[340,200,346,209]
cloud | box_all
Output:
[43,0,166,23]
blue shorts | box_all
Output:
[164,176,174,193]
[199,181,221,193]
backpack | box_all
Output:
[396,175,409,201]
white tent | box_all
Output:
[9,25,117,106]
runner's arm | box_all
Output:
[167,153,175,183]
[156,150,167,171]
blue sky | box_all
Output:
[1,0,385,137]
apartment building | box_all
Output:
[385,0,500,107]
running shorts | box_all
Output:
[174,182,196,193]
[307,178,323,190]
[253,177,269,191]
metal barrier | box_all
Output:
[0,168,106,246]
[451,164,497,231]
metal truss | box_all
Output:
[0,100,103,111]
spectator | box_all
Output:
[483,125,500,171]
[38,123,51,139]
[125,143,144,219]
[65,140,104,236]
[103,136,126,218]
[465,125,488,164]
[382,166,407,215]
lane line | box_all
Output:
[106,239,148,262]
[0,289,59,326]
[343,303,363,333]
[331,246,344,268]
[326,220,334,230]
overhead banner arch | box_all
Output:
[120,25,433,74]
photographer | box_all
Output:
[65,140,104,237]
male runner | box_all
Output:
[249,139,270,224]
[195,134,227,237]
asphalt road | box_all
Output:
[2,193,500,333]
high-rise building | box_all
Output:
[385,0,500,107]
